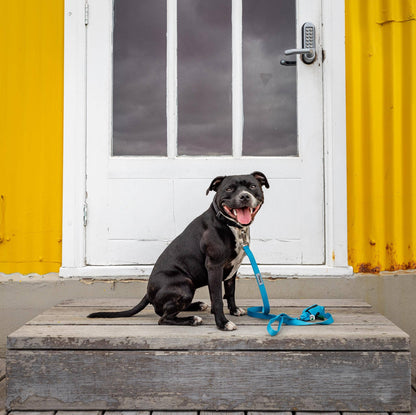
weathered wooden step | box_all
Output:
[6,299,411,412]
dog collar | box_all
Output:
[211,200,245,229]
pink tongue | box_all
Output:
[236,207,252,225]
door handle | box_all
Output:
[281,22,316,65]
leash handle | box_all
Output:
[243,245,270,315]
[267,311,334,336]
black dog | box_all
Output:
[88,171,269,331]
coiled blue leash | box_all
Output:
[243,245,334,336]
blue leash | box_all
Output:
[243,245,334,336]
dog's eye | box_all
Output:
[249,184,257,189]
[226,187,233,192]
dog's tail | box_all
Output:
[87,295,150,318]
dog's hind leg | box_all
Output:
[159,313,203,326]
[158,300,203,326]
[185,301,210,312]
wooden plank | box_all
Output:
[28,305,377,317]
[343,413,388,415]
[0,359,5,380]
[0,378,6,415]
[105,412,150,415]
[201,412,244,415]
[392,387,416,415]
[33,305,377,316]
[6,350,411,412]
[9,412,55,415]
[248,412,292,415]
[24,313,394,326]
[56,298,372,308]
[296,413,341,415]
[56,412,102,415]
[105,412,149,415]
[25,307,391,327]
[153,412,198,415]
[7,322,410,351]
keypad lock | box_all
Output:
[301,23,316,64]
[280,22,316,66]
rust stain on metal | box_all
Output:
[357,243,416,273]
[386,260,416,272]
[358,263,381,274]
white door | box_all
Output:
[85,0,324,269]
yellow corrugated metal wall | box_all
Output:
[0,0,64,274]
[0,1,415,274]
[346,0,416,272]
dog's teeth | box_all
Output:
[233,209,237,216]
[250,208,253,214]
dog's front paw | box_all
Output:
[192,316,203,326]
[223,320,238,331]
[231,307,246,316]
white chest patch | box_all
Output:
[224,226,250,281]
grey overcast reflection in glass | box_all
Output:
[112,0,167,156]
[243,0,297,156]
[178,0,232,156]
[112,0,297,157]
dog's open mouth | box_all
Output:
[222,204,261,225]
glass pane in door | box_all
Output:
[177,0,232,156]
[112,0,167,156]
[242,0,297,156]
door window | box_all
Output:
[112,0,167,156]
[243,0,296,156]
[112,0,296,157]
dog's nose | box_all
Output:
[239,193,250,202]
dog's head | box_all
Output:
[206,171,269,227]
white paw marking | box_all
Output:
[193,316,203,325]
[200,302,210,311]
[234,307,246,316]
[224,321,238,331]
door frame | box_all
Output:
[60,0,353,277]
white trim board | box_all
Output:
[62,0,87,270]
[61,0,352,277]
[60,264,352,278]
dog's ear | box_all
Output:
[206,176,226,195]
[251,171,270,188]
